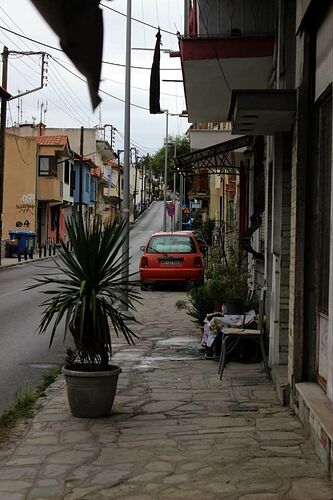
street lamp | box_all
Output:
[162,111,188,232]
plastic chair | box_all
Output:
[218,288,270,380]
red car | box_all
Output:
[139,231,206,288]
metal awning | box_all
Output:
[173,135,253,176]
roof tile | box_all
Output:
[37,135,68,146]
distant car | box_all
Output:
[182,229,206,247]
[139,231,206,288]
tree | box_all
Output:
[147,135,190,192]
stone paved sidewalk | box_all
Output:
[0,290,332,499]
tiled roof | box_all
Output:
[37,135,68,146]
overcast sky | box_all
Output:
[0,0,188,157]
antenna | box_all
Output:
[39,101,44,124]
[20,96,23,123]
[17,90,20,124]
[44,99,48,124]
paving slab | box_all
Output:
[0,289,332,499]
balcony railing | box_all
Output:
[186,0,274,38]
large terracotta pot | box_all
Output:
[62,365,122,418]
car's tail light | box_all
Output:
[194,256,203,268]
[140,256,148,268]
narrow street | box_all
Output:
[0,202,164,413]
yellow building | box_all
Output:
[3,133,37,238]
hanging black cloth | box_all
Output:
[149,29,163,114]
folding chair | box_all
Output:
[218,289,270,380]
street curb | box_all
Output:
[0,255,55,272]
[0,204,157,271]
[129,200,156,226]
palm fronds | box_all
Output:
[29,214,140,370]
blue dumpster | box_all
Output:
[8,230,37,257]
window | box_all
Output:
[85,172,90,192]
[317,88,332,314]
[70,166,75,196]
[147,235,196,254]
[64,160,70,184]
[39,156,57,177]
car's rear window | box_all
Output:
[147,235,196,254]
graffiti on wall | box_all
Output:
[15,193,35,229]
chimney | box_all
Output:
[37,122,46,136]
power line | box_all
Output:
[50,56,150,111]
[0,25,181,71]
[100,3,176,36]
[0,14,97,125]
[47,70,93,126]
[8,102,33,166]
[9,60,92,126]
[102,75,184,98]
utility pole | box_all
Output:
[0,46,9,266]
[140,158,145,210]
[179,171,183,230]
[103,123,115,150]
[163,110,169,231]
[79,126,84,216]
[121,0,132,313]
[117,149,123,216]
[133,151,138,213]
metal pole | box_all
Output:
[0,46,9,266]
[121,0,131,310]
[179,172,183,230]
[163,110,169,231]
[148,165,152,203]
[140,165,144,210]
[79,126,84,216]
[133,158,138,214]
[172,142,177,232]
[143,160,147,208]
[117,150,123,216]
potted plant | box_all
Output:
[29,214,140,418]
[206,264,249,314]
[176,281,218,329]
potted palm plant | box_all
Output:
[30,214,140,418]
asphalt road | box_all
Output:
[0,202,164,412]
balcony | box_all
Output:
[180,0,275,122]
[38,177,62,202]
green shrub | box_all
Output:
[201,218,215,245]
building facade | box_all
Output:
[177,0,333,476]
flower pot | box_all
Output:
[62,365,122,418]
